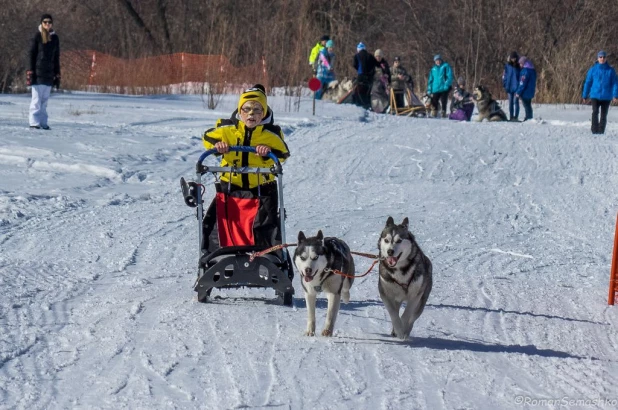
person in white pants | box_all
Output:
[29,85,52,129]
[27,14,60,130]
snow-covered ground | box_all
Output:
[1,91,617,410]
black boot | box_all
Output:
[591,116,599,134]
[599,118,607,134]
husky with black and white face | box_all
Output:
[293,230,355,337]
[378,216,433,340]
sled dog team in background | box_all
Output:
[309,35,618,132]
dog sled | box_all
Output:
[337,74,388,112]
[181,146,294,306]
[337,78,371,109]
[389,88,427,117]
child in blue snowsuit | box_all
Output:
[315,40,335,100]
[515,56,537,121]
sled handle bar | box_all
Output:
[194,145,287,269]
[197,146,281,173]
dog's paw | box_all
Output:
[321,329,333,337]
[304,330,315,336]
[341,291,350,304]
[391,328,408,340]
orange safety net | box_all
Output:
[62,50,268,94]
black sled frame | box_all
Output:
[183,146,294,305]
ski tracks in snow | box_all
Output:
[2,95,618,409]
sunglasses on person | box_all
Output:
[240,106,263,115]
[42,20,53,24]
[598,56,606,59]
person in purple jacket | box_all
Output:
[515,56,537,121]
[502,52,521,121]
[582,50,618,134]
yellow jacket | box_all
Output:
[202,109,290,189]
[309,42,324,66]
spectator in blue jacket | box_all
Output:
[502,52,521,121]
[515,56,537,121]
[427,54,454,118]
[582,50,618,134]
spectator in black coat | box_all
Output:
[374,49,391,85]
[27,14,60,130]
[352,42,378,108]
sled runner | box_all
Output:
[182,146,294,306]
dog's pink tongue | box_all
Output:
[304,275,313,283]
[387,256,398,266]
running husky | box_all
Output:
[378,217,433,340]
[294,230,355,336]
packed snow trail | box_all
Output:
[0,93,617,409]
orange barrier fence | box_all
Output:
[609,213,618,305]
[61,51,268,94]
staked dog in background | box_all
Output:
[422,94,432,111]
[378,217,433,340]
[472,85,508,122]
[294,230,355,336]
[322,78,354,103]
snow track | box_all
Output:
[1,93,617,409]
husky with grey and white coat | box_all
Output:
[378,217,433,340]
[293,230,355,337]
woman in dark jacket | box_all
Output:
[502,52,520,121]
[27,14,60,130]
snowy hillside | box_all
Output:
[1,91,617,410]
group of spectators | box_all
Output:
[308,35,618,134]
[21,17,618,136]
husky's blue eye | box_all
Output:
[395,238,402,244]
[310,255,318,261]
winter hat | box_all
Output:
[518,56,527,66]
[320,35,330,42]
[434,54,442,61]
[457,77,466,86]
[238,85,267,115]
[509,51,519,60]
[374,49,383,57]
[325,40,334,48]
[40,14,53,23]
[598,50,607,58]
[357,42,366,51]
[393,56,401,62]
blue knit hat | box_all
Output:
[598,50,607,58]
[357,42,366,51]
[434,54,442,61]
[325,40,334,48]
